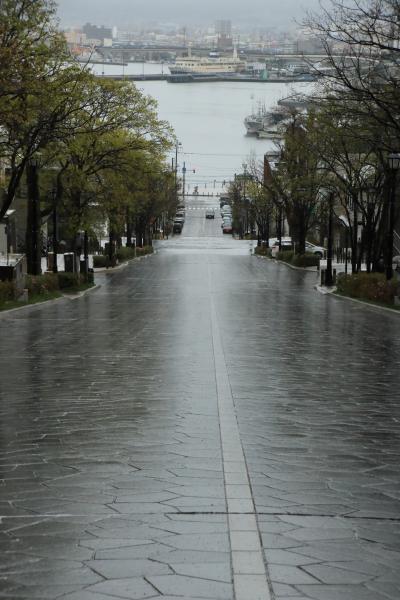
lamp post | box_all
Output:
[182,161,186,201]
[51,185,58,274]
[386,152,400,280]
[174,141,181,202]
[326,191,335,287]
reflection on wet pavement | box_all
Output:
[0,198,400,599]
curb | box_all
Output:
[93,251,155,273]
[0,284,101,318]
[62,283,101,300]
[315,285,400,315]
[254,254,318,272]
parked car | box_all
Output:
[305,241,325,258]
[205,209,215,219]
[271,239,293,257]
[222,223,233,233]
[220,196,230,208]
[176,211,185,220]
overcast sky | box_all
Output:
[55,0,323,29]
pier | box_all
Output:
[98,73,312,84]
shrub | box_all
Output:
[25,273,59,295]
[93,255,116,268]
[337,272,398,304]
[0,280,15,303]
[116,246,136,262]
[57,272,81,290]
[136,245,154,257]
[276,250,294,262]
[291,253,320,268]
[254,245,272,257]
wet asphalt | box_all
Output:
[0,195,400,600]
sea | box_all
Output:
[90,62,314,195]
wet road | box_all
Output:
[1,196,400,600]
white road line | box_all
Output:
[209,269,272,600]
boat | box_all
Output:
[244,101,268,135]
[277,93,311,110]
[170,45,246,76]
[256,106,289,140]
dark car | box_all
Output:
[205,210,215,219]
[173,221,183,234]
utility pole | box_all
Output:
[326,192,334,286]
[52,186,58,274]
[182,162,186,202]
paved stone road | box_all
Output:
[1,196,400,600]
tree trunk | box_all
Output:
[25,163,42,275]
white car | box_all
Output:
[305,242,325,258]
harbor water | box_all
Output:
[92,62,314,194]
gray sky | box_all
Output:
[55,0,323,29]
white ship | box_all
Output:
[244,102,267,135]
[170,46,246,76]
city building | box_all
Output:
[82,23,113,46]
[215,20,232,49]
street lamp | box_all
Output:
[320,187,335,286]
[386,152,400,279]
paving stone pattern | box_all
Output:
[0,223,400,599]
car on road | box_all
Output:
[205,209,215,219]
[222,223,233,233]
[173,221,183,234]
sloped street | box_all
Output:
[1,197,400,600]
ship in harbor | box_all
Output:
[244,93,313,140]
[244,102,268,135]
[244,102,289,139]
[170,46,246,76]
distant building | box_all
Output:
[82,23,113,44]
[215,20,232,49]
[215,20,232,37]
[64,29,87,45]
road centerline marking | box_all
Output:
[209,264,272,600]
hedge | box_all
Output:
[0,280,15,303]
[25,273,59,295]
[136,245,154,257]
[336,272,398,304]
[291,253,320,268]
[93,255,116,268]
[254,246,272,257]
[274,251,319,268]
[116,246,136,262]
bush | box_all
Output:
[337,272,398,304]
[254,245,272,257]
[0,280,15,303]
[291,253,320,268]
[93,255,116,268]
[57,272,81,290]
[274,251,319,268]
[116,246,136,262]
[276,250,294,262]
[25,273,59,295]
[136,245,154,257]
